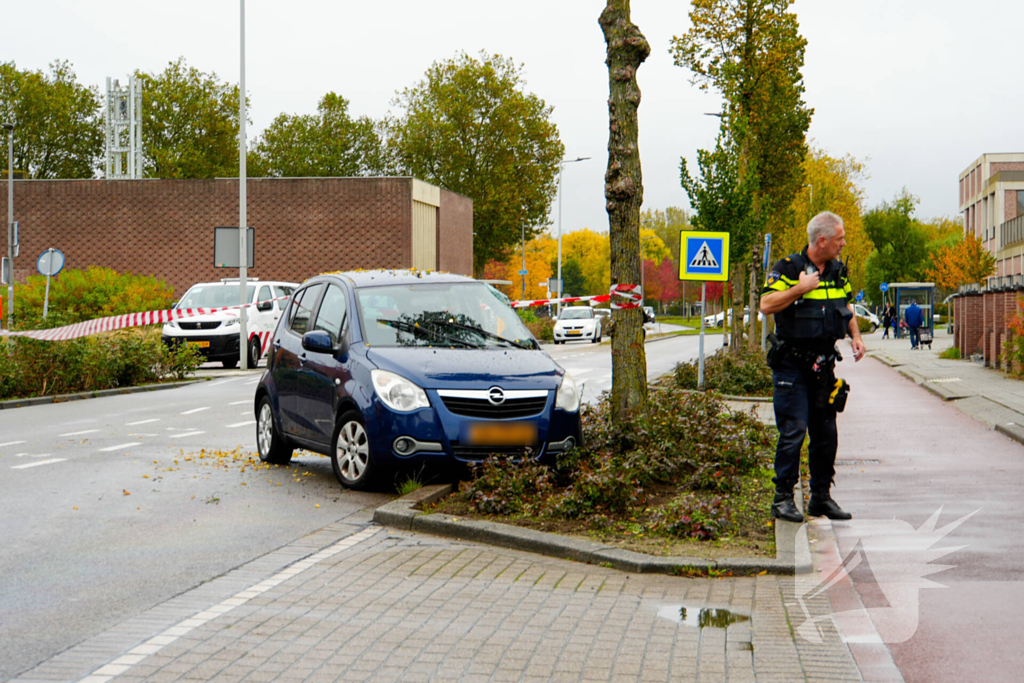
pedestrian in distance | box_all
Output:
[760,211,866,523]
[881,304,894,339]
[904,298,924,349]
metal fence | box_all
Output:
[999,215,1024,250]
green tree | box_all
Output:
[863,190,931,297]
[0,60,103,178]
[641,207,690,263]
[249,92,383,177]
[136,58,241,179]
[601,0,650,422]
[554,257,587,297]
[672,0,813,344]
[385,52,564,276]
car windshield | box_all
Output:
[178,284,256,309]
[357,282,537,349]
[559,308,594,320]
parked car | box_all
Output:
[853,304,880,331]
[593,308,611,322]
[553,306,603,344]
[254,271,583,490]
[162,279,297,368]
[703,308,763,326]
[643,306,656,325]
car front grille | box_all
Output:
[451,445,541,461]
[179,321,222,330]
[440,395,548,419]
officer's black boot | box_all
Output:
[771,484,804,523]
[807,487,852,520]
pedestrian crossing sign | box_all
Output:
[678,231,729,281]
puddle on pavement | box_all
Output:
[657,605,750,629]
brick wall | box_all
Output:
[0,177,473,298]
[991,162,1024,173]
[956,294,985,359]
[436,188,474,276]
[953,291,1024,368]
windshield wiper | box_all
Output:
[376,318,480,348]
[425,319,535,350]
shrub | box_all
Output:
[517,308,554,342]
[672,345,773,396]
[648,494,733,541]
[463,453,554,515]
[857,317,874,334]
[940,346,961,360]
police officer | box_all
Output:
[760,211,866,522]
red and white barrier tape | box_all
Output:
[510,284,643,310]
[0,295,291,343]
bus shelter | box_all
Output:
[889,282,935,339]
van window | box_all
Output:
[288,284,324,336]
[274,285,294,310]
[257,286,272,306]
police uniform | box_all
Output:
[762,246,853,521]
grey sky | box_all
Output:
[8,1,1015,241]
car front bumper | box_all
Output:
[162,333,240,361]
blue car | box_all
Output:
[254,270,583,489]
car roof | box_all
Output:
[315,269,478,289]
[186,280,297,288]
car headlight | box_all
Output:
[371,369,431,412]
[555,373,580,412]
[166,320,179,329]
[222,318,239,328]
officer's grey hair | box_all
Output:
[807,211,844,245]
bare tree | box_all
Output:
[600,0,650,423]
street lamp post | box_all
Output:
[521,222,526,301]
[4,123,13,332]
[556,156,590,314]
[640,235,654,310]
[238,0,249,370]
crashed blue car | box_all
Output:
[254,270,582,489]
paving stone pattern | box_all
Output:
[14,524,862,683]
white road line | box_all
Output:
[98,442,139,452]
[12,459,67,469]
[0,440,27,448]
[207,378,243,387]
[169,431,206,439]
[79,528,378,682]
[228,400,249,405]
[59,429,100,437]
[180,407,210,415]
[126,418,160,426]
[128,433,159,437]
[226,421,256,428]
[239,411,249,415]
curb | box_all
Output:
[0,378,209,411]
[374,482,813,576]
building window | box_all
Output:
[1017,190,1024,219]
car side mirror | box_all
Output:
[257,301,272,312]
[336,334,350,358]
[301,330,334,354]
[170,300,179,309]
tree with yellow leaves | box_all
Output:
[926,232,995,291]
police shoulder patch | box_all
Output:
[767,271,782,285]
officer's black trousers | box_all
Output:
[771,356,838,491]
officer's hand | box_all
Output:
[851,338,866,361]
[797,270,820,293]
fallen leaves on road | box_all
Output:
[123,489,130,496]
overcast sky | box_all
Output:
[7,1,1018,239]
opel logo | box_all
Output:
[487,387,505,405]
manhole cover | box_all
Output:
[835,459,880,466]
[928,377,962,383]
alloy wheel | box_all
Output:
[336,420,370,481]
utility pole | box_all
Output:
[556,156,590,314]
[238,0,249,370]
[521,222,526,301]
[4,122,13,332]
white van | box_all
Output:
[161,279,297,368]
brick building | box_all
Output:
[953,153,1024,366]
[0,177,473,298]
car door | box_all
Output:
[272,283,324,437]
[294,283,353,444]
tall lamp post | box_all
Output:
[4,122,13,332]
[556,156,590,314]
[238,0,249,370]
[640,235,654,310]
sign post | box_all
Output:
[36,248,65,318]
[761,233,772,351]
[678,231,730,390]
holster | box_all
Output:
[766,333,785,370]
[829,378,851,412]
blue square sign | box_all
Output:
[678,231,730,281]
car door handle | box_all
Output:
[299,352,308,365]
[273,338,282,348]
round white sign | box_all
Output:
[37,249,65,277]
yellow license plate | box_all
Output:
[189,341,211,348]
[464,422,538,446]
[566,330,582,336]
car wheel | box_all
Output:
[331,410,376,490]
[247,337,262,368]
[870,323,878,332]
[222,356,238,369]
[256,397,292,465]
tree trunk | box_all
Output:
[747,251,759,348]
[729,262,743,351]
[600,0,650,424]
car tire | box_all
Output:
[331,410,376,490]
[247,337,262,368]
[222,356,238,369]
[870,323,878,332]
[256,397,293,465]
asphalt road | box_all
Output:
[0,334,722,680]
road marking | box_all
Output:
[169,431,206,439]
[128,433,159,437]
[227,421,256,428]
[207,377,243,387]
[228,400,249,405]
[0,440,27,448]
[180,407,210,415]
[59,429,100,437]
[98,442,139,452]
[12,459,67,469]
[80,528,378,682]
[126,418,160,426]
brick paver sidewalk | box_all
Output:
[14,521,862,683]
